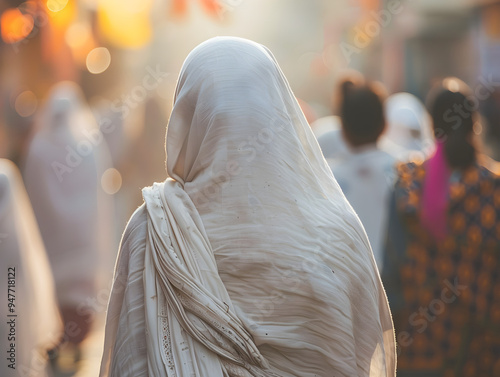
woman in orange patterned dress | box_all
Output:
[382,78,500,377]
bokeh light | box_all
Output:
[14,91,38,117]
[65,21,91,49]
[86,47,111,74]
[46,0,76,30]
[473,122,483,135]
[101,167,122,194]
[0,7,34,44]
[444,78,461,93]
[46,0,69,12]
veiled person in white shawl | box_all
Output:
[100,37,396,377]
[23,82,113,347]
[380,92,434,161]
[0,159,61,377]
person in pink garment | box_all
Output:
[383,78,500,377]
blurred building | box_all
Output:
[333,0,499,99]
[384,0,500,97]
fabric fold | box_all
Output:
[142,180,280,377]
[99,36,396,377]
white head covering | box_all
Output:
[171,37,395,376]
[23,82,113,308]
[380,92,434,160]
[101,37,395,377]
[0,159,61,377]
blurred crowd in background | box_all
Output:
[0,0,500,376]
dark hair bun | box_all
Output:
[428,79,476,169]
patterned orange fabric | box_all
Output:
[387,158,500,377]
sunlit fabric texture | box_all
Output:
[100,37,396,377]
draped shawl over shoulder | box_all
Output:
[100,37,395,377]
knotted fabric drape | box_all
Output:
[100,37,396,377]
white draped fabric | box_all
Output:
[380,92,434,160]
[23,82,113,308]
[100,37,395,377]
[0,159,61,377]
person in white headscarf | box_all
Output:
[99,37,396,377]
[23,82,114,352]
[0,159,61,377]
[379,92,434,161]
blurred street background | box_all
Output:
[0,0,499,376]
[2,0,499,217]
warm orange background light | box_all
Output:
[97,0,153,49]
[45,0,76,30]
[171,0,219,18]
[41,0,78,81]
[1,8,34,44]
[171,0,188,16]
[360,0,380,12]
[199,0,219,16]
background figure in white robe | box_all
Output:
[314,116,350,162]
[329,81,395,271]
[0,159,61,377]
[23,82,114,349]
[100,37,395,377]
[379,92,434,161]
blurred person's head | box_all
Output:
[332,71,364,115]
[427,77,476,169]
[340,81,386,148]
[382,92,433,158]
[41,81,87,128]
